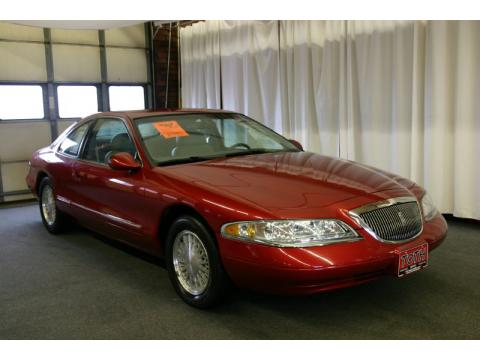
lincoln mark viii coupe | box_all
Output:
[26,110,448,308]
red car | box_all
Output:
[26,110,447,308]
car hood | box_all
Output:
[159,151,416,211]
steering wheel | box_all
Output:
[228,143,251,150]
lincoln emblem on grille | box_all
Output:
[398,212,407,225]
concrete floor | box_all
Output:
[0,202,479,339]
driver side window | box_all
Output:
[82,118,136,164]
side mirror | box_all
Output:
[107,152,141,171]
[289,139,304,151]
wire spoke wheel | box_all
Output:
[172,230,211,296]
[166,216,229,308]
[41,184,56,226]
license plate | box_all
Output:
[396,243,429,277]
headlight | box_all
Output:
[421,192,438,221]
[221,219,361,247]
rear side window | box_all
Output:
[58,122,90,156]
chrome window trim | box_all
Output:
[348,196,423,244]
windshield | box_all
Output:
[134,113,300,166]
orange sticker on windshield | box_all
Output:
[153,121,189,139]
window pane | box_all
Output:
[83,118,136,164]
[0,85,44,120]
[58,122,90,156]
[109,86,145,111]
[57,86,98,118]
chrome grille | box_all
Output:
[350,197,423,242]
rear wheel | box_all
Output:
[166,216,229,308]
[38,177,68,234]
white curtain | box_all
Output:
[179,21,221,108]
[279,20,346,157]
[219,20,283,132]
[344,20,480,219]
[343,21,418,173]
[179,20,480,220]
[423,21,480,219]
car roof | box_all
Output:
[93,108,238,120]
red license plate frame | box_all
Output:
[396,242,429,277]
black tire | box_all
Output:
[38,177,68,234]
[165,216,229,308]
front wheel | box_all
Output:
[38,177,68,234]
[166,216,229,308]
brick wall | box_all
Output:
[153,23,179,109]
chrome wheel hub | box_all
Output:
[41,185,56,226]
[172,230,210,296]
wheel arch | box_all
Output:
[35,171,50,196]
[157,203,217,256]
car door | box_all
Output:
[71,116,150,248]
[53,120,93,216]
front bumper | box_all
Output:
[217,213,448,295]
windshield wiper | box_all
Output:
[157,149,299,166]
[157,156,221,167]
[224,148,295,158]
